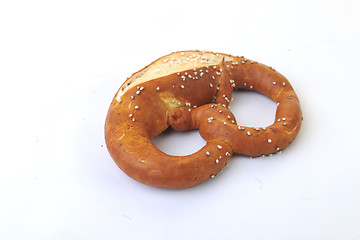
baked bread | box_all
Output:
[105,50,302,189]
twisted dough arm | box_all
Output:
[168,58,302,157]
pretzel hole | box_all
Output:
[230,90,277,128]
[152,128,206,156]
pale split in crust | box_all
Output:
[105,50,303,189]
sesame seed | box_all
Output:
[215,159,219,164]
[273,82,276,85]
[134,106,139,110]
[283,123,287,126]
[276,147,280,151]
[177,73,180,75]
[130,96,134,100]
[282,118,286,121]
[268,139,272,143]
[219,110,222,113]
[136,90,140,95]
[156,87,160,91]
[210,83,213,87]
[226,152,231,156]
[181,85,185,89]
[211,175,215,178]
[206,151,210,156]
[227,115,231,119]
[132,118,136,122]
[212,76,215,79]
[218,145,222,149]
[224,122,227,125]
[282,82,286,86]
[129,114,133,118]
[247,131,251,136]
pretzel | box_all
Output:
[105,51,302,189]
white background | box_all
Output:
[1,0,359,239]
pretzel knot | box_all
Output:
[105,51,302,189]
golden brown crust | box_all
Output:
[105,50,302,189]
